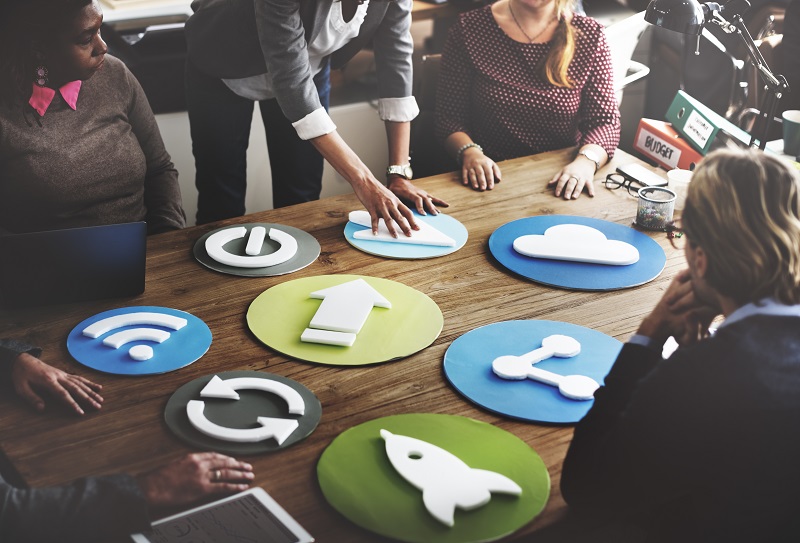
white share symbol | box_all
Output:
[186,375,306,444]
[491,334,600,401]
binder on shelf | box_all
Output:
[633,118,704,171]
[665,90,752,154]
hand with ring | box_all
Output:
[136,452,255,508]
[548,159,597,200]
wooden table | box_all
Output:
[0,148,683,542]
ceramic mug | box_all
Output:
[782,110,800,157]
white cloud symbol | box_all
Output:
[513,224,639,266]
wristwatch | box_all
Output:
[386,163,413,180]
[578,149,601,172]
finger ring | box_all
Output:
[568,176,579,181]
[213,469,221,481]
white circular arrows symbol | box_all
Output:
[186,375,306,444]
[205,226,298,268]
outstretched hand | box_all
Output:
[11,352,103,415]
[136,452,255,509]
[388,178,449,216]
[350,175,419,237]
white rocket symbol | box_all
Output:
[380,429,522,527]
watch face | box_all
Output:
[403,165,413,179]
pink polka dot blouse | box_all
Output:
[435,6,621,162]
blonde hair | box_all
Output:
[541,0,578,88]
[682,148,800,305]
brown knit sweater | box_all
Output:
[0,55,185,235]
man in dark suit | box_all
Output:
[561,148,800,542]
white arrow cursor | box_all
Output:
[185,375,306,444]
[300,279,391,347]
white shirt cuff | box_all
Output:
[629,334,659,350]
[292,108,337,140]
[377,96,419,122]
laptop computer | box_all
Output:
[0,222,147,308]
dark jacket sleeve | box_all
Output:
[0,472,150,543]
[0,340,41,366]
[0,339,41,381]
[560,342,708,512]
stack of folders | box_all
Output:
[633,118,703,171]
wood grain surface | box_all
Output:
[0,148,683,542]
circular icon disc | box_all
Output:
[165,371,321,455]
[444,320,621,424]
[247,275,443,365]
[344,211,469,259]
[193,223,320,277]
[67,306,212,376]
[489,215,666,290]
[317,413,550,542]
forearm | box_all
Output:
[311,131,373,189]
[443,132,476,162]
[385,121,411,167]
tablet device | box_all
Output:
[0,221,146,308]
[130,487,314,543]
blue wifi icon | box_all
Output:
[68,306,212,376]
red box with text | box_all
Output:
[633,118,703,171]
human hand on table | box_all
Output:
[350,174,420,237]
[11,352,103,415]
[637,270,721,348]
[136,452,255,508]
[388,177,449,216]
[460,146,502,191]
[548,159,596,199]
[310,131,421,238]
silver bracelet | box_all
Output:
[456,142,483,165]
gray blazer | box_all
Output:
[186,0,414,122]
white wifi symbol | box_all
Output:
[82,312,188,361]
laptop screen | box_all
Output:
[0,222,147,308]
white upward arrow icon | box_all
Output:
[300,279,391,347]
